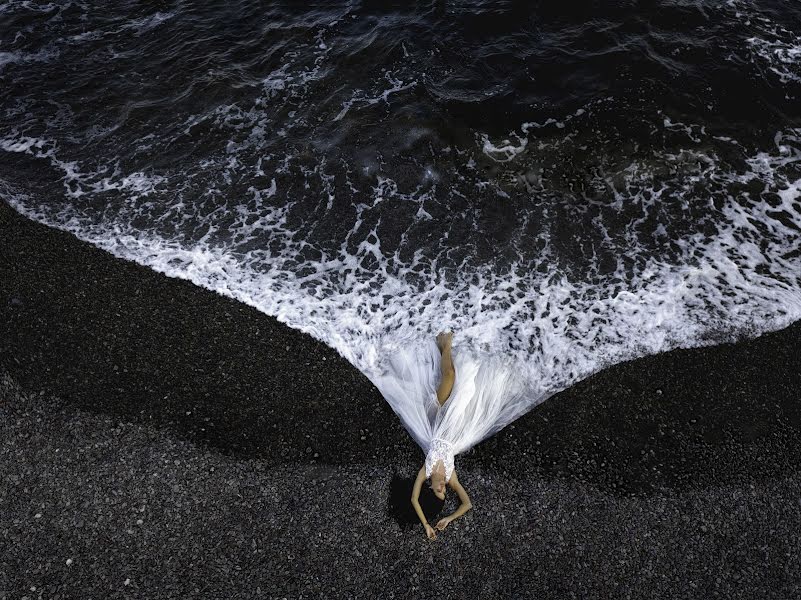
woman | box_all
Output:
[373,331,527,539]
[410,333,473,540]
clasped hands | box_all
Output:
[424,517,452,539]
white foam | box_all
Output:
[0,2,62,15]
[2,2,801,426]
[0,47,58,71]
[480,133,528,163]
[334,72,417,121]
[747,36,801,83]
[3,120,801,419]
[728,0,801,83]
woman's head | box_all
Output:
[429,471,446,500]
[388,473,445,526]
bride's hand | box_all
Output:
[424,524,437,540]
[435,517,451,531]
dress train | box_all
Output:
[370,337,528,471]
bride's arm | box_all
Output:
[437,470,472,528]
[411,466,436,538]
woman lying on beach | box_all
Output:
[374,331,527,540]
[411,333,473,540]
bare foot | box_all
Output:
[436,331,453,352]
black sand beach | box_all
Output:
[2,199,801,598]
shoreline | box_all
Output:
[2,200,801,492]
[3,200,801,596]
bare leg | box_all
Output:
[436,332,455,406]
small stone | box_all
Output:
[124,579,131,586]
[34,513,42,519]
[66,558,73,566]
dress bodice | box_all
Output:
[425,438,455,483]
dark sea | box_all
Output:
[1,1,800,409]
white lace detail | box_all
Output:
[425,438,455,483]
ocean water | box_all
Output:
[1,1,800,416]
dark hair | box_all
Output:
[387,473,445,527]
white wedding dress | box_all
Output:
[370,337,529,481]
